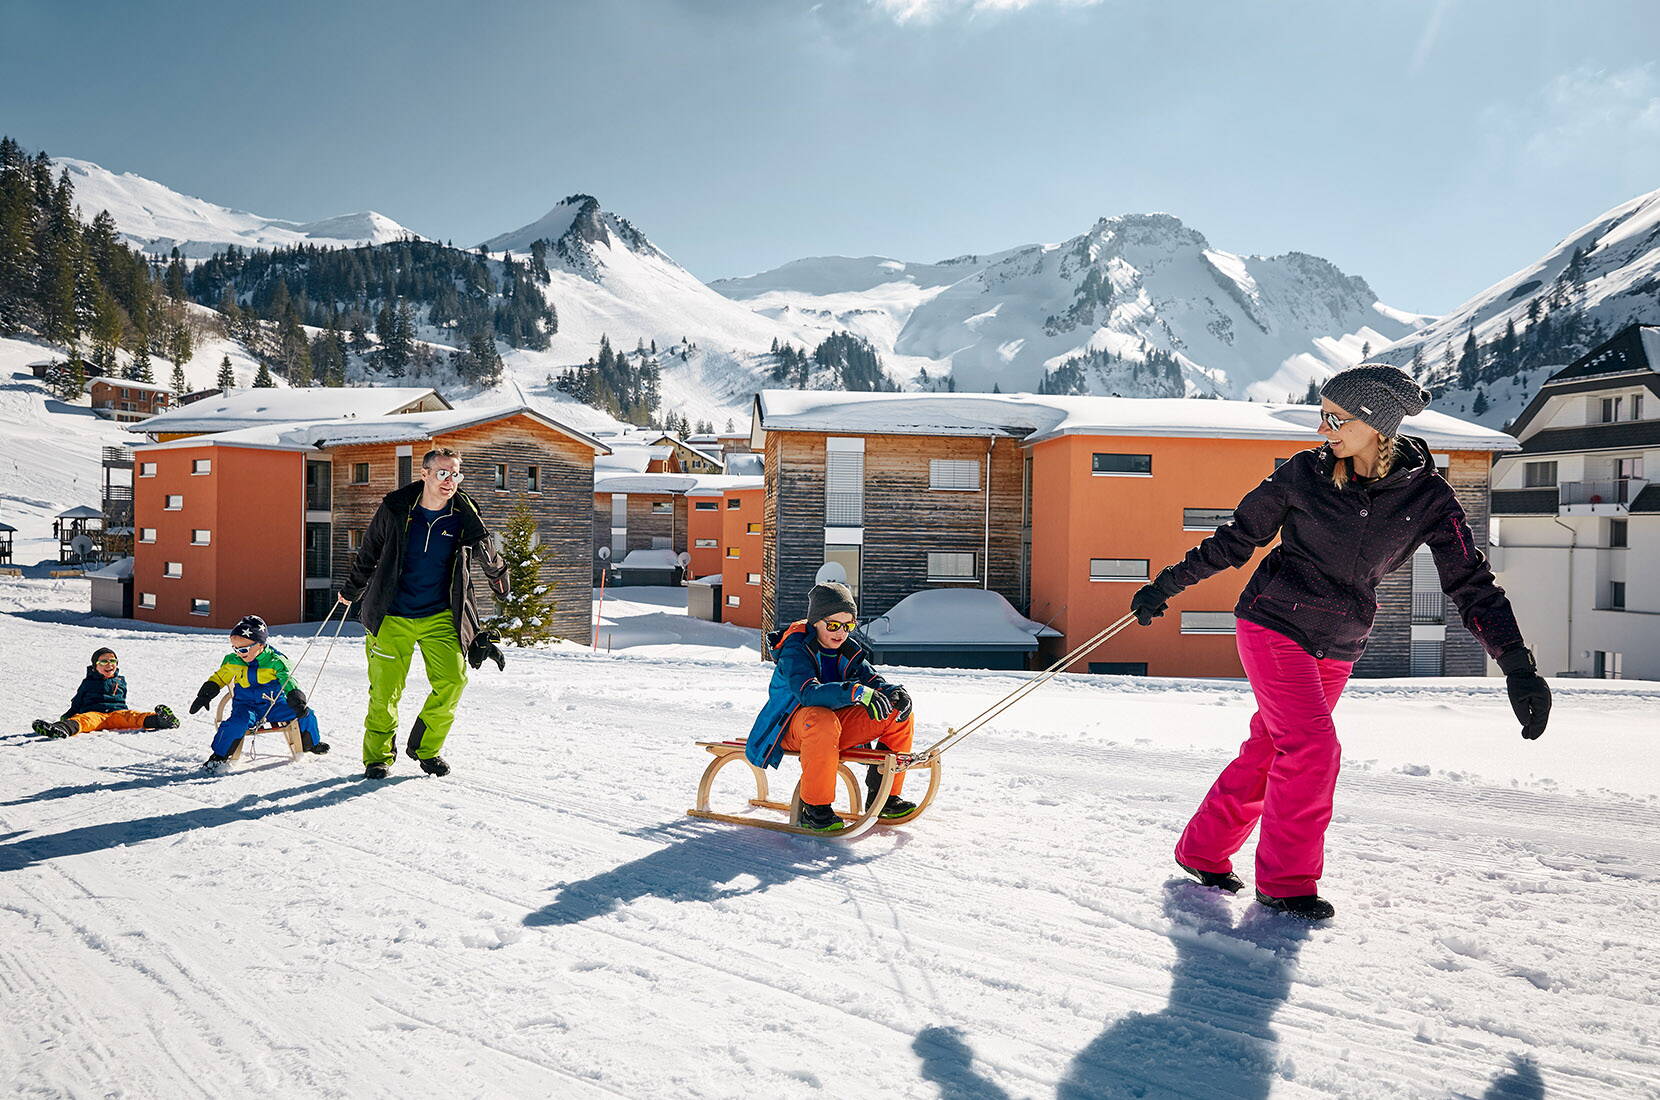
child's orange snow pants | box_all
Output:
[62,710,153,735]
[781,705,914,805]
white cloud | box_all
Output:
[1406,0,1452,75]
[871,0,1102,24]
[1519,64,1660,165]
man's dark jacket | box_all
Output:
[341,483,509,654]
[1154,436,1524,662]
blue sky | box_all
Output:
[4,0,1658,313]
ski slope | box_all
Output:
[1,578,1656,1098]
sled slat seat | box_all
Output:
[214,692,304,763]
[688,737,940,841]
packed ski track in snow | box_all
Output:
[1,578,1657,1098]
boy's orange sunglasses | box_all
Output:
[821,619,856,633]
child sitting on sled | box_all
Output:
[188,615,329,770]
[743,581,917,832]
[32,647,179,738]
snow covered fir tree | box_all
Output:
[486,497,556,646]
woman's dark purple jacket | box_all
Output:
[1153,436,1524,662]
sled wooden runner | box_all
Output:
[688,740,941,841]
[215,693,304,763]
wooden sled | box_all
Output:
[687,739,941,841]
[215,693,304,764]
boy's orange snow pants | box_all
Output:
[781,705,914,805]
[63,710,153,735]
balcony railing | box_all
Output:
[1411,590,1444,624]
[1559,479,1638,506]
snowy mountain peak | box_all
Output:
[479,194,667,277]
[56,157,419,258]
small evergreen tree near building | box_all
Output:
[131,344,154,384]
[253,360,275,388]
[217,355,236,389]
[171,362,187,398]
[486,497,555,646]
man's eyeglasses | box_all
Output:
[231,643,258,655]
[1320,410,1363,432]
[821,619,856,633]
[95,659,119,667]
[429,469,464,484]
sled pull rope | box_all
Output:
[251,599,352,728]
[922,612,1138,759]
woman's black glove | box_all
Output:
[1130,583,1169,626]
[285,688,309,718]
[1497,647,1551,740]
[189,680,220,715]
[882,685,913,722]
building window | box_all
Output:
[695,538,718,548]
[305,460,332,511]
[397,454,413,486]
[1593,650,1624,679]
[1182,507,1233,531]
[727,594,742,607]
[192,459,211,475]
[651,536,671,549]
[651,501,672,514]
[927,551,977,581]
[727,496,741,509]
[824,543,861,599]
[139,462,156,477]
[1179,612,1236,634]
[347,528,362,551]
[494,463,507,490]
[164,494,183,511]
[747,522,761,534]
[725,547,741,558]
[1410,639,1444,676]
[1611,519,1629,548]
[351,462,370,485]
[1601,396,1624,423]
[929,458,981,491]
[164,561,183,578]
[695,501,718,511]
[191,598,210,616]
[1090,558,1149,582]
[826,438,864,526]
[747,572,761,585]
[1632,394,1645,421]
[191,529,211,546]
[1273,458,1289,471]
[1411,545,1443,624]
[1088,661,1148,676]
[139,592,156,609]
[527,465,540,492]
[1610,581,1626,610]
[139,528,157,543]
[1092,453,1152,476]
[1523,461,1557,488]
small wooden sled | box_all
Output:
[215,693,304,764]
[687,739,941,840]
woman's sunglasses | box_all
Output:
[821,619,856,633]
[1320,410,1363,432]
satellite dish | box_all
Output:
[597,546,612,561]
[815,562,847,586]
[676,551,692,567]
[71,534,95,558]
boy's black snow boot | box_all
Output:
[143,705,179,731]
[1177,858,1244,894]
[1254,889,1335,921]
[797,801,847,832]
[364,762,390,780]
[305,741,331,755]
[34,719,75,739]
[418,755,450,777]
[864,762,917,818]
[202,754,230,772]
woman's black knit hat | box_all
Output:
[1321,363,1432,437]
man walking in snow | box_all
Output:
[339,447,509,780]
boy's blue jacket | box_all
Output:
[64,665,126,717]
[207,646,300,707]
[744,621,891,769]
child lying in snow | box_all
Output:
[32,647,178,738]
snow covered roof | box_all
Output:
[87,375,172,394]
[862,589,1062,650]
[683,474,764,496]
[594,473,702,495]
[614,548,682,570]
[85,556,134,581]
[595,445,670,474]
[132,405,611,456]
[753,390,1519,452]
[127,387,450,435]
[0,521,16,533]
[57,505,104,519]
[654,435,725,467]
[723,452,765,477]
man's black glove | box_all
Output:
[882,684,913,722]
[286,688,309,718]
[1497,647,1551,741]
[468,632,506,672]
[189,680,220,715]
[1130,583,1169,626]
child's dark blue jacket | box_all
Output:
[64,666,126,718]
[744,622,891,769]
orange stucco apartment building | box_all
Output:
[751,391,1518,678]
[128,403,610,643]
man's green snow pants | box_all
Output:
[364,611,468,765]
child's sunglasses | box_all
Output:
[231,643,258,654]
[95,658,119,666]
[821,619,856,633]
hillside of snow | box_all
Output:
[57,157,420,259]
[1376,186,1660,428]
[1,578,1656,1097]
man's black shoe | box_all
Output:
[418,755,450,777]
[365,762,390,780]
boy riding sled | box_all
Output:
[744,581,917,832]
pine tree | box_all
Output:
[130,344,154,384]
[486,497,555,646]
[1472,389,1489,416]
[253,360,275,387]
[170,362,187,398]
[217,354,236,390]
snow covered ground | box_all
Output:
[2,576,1657,1098]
